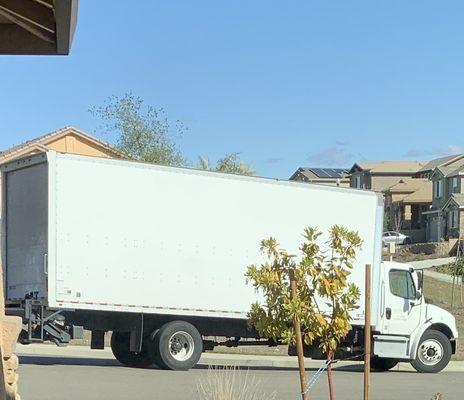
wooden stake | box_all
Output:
[289,268,308,400]
[326,351,335,400]
[363,264,372,400]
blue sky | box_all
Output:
[1,0,463,178]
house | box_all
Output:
[0,126,122,163]
[415,154,464,241]
[289,167,350,187]
[0,126,124,196]
[349,161,426,190]
[349,161,430,241]
[383,179,432,242]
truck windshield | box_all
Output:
[389,270,416,300]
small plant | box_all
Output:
[196,366,276,400]
[246,225,362,399]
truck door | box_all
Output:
[4,160,48,300]
[382,268,422,335]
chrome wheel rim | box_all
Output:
[418,339,443,366]
[168,331,194,361]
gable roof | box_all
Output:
[416,154,464,176]
[349,161,426,174]
[443,193,464,210]
[0,126,125,162]
[289,167,349,181]
[382,178,432,203]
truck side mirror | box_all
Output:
[417,271,423,291]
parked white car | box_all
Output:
[382,231,412,246]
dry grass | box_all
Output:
[197,366,276,400]
[423,276,464,360]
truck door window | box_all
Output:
[389,270,416,299]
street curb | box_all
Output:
[15,344,464,372]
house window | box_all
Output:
[449,210,458,229]
[434,179,443,198]
[452,177,458,192]
[354,175,361,189]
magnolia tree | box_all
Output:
[246,226,362,399]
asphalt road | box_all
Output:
[17,354,462,400]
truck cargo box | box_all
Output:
[2,152,383,324]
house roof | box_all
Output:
[416,154,464,175]
[0,0,78,55]
[289,167,349,181]
[402,183,433,204]
[383,178,432,203]
[384,178,427,193]
[349,161,426,174]
[0,126,124,162]
[443,193,464,210]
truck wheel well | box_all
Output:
[428,324,453,339]
[427,324,456,355]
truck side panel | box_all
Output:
[44,153,381,324]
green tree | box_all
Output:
[246,226,362,399]
[90,93,186,166]
[196,153,254,175]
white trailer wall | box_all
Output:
[8,152,384,325]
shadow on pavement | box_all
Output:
[19,355,414,374]
[19,355,125,368]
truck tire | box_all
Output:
[152,321,203,370]
[110,331,155,368]
[411,329,451,373]
[370,357,398,372]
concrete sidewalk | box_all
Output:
[408,257,455,270]
[15,343,464,372]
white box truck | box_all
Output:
[1,152,457,372]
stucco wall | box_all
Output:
[46,134,115,158]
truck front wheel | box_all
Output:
[110,331,155,368]
[411,329,452,373]
[152,321,203,370]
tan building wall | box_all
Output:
[45,134,117,159]
[0,127,123,212]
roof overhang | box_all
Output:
[0,0,78,55]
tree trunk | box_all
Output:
[327,352,335,400]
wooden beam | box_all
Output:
[0,6,55,43]
[54,0,78,55]
[0,24,55,54]
[0,0,55,32]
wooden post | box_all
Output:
[363,264,372,400]
[289,268,308,400]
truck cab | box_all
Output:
[373,261,458,373]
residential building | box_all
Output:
[349,161,426,191]
[349,161,430,241]
[415,155,464,241]
[289,167,350,187]
[383,179,432,242]
[0,126,124,199]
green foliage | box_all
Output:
[90,93,186,166]
[436,257,464,277]
[197,153,254,176]
[246,225,362,355]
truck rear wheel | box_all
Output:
[411,329,451,373]
[152,321,203,370]
[110,331,155,368]
[371,357,398,372]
